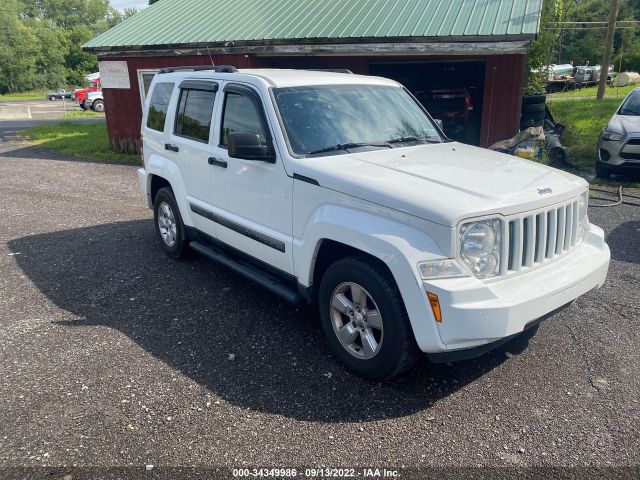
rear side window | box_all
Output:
[146,83,174,131]
[220,92,267,146]
[174,89,216,143]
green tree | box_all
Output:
[524,0,578,94]
[0,0,135,93]
[0,0,39,93]
[63,26,100,85]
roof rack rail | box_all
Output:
[305,69,353,74]
[157,65,238,74]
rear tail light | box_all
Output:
[466,96,474,111]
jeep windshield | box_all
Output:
[272,84,444,157]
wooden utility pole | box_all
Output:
[597,0,620,100]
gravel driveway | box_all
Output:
[0,131,638,478]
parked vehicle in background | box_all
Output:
[85,91,104,112]
[47,89,72,101]
[72,72,101,110]
[414,88,474,142]
[138,67,610,380]
[597,87,640,178]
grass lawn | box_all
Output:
[549,83,637,99]
[63,109,105,118]
[548,98,640,188]
[547,98,617,171]
[21,121,139,165]
[0,90,47,102]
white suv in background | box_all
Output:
[138,66,610,380]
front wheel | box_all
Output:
[318,256,420,380]
[595,161,610,179]
[153,187,188,259]
[92,100,104,112]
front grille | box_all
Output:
[620,151,640,160]
[500,198,579,275]
[625,138,640,146]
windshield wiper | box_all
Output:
[308,142,390,155]
[386,136,421,144]
[385,136,440,145]
[619,108,640,116]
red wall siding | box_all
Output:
[479,55,525,147]
[100,54,255,153]
[100,53,525,152]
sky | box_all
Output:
[111,0,149,12]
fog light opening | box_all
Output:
[427,291,442,323]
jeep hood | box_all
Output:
[293,142,587,226]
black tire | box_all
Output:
[48,96,56,101]
[153,187,188,259]
[79,101,87,111]
[520,111,545,129]
[92,100,104,113]
[521,103,546,113]
[318,256,421,380]
[595,161,611,179]
[522,94,546,106]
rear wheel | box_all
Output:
[153,187,188,258]
[318,256,420,380]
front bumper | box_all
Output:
[423,226,610,353]
[598,135,640,169]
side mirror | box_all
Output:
[228,132,274,162]
[434,118,444,130]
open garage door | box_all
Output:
[370,61,485,146]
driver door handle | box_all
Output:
[208,157,227,168]
[165,143,179,152]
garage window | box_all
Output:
[146,83,174,132]
[174,89,216,143]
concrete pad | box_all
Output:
[0,104,31,120]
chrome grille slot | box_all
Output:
[501,197,581,276]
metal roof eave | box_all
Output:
[84,35,535,56]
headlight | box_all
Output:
[459,219,502,279]
[418,259,468,279]
[602,128,623,141]
[576,190,590,241]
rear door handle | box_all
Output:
[165,144,179,152]
[208,157,227,168]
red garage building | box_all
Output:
[83,0,543,154]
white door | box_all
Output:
[206,82,294,274]
[165,80,220,238]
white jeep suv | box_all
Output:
[138,66,610,380]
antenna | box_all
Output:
[206,45,215,67]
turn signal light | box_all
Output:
[426,291,442,323]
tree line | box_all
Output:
[0,0,136,94]
[526,0,640,94]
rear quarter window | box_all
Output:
[146,82,174,132]
[174,89,216,143]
